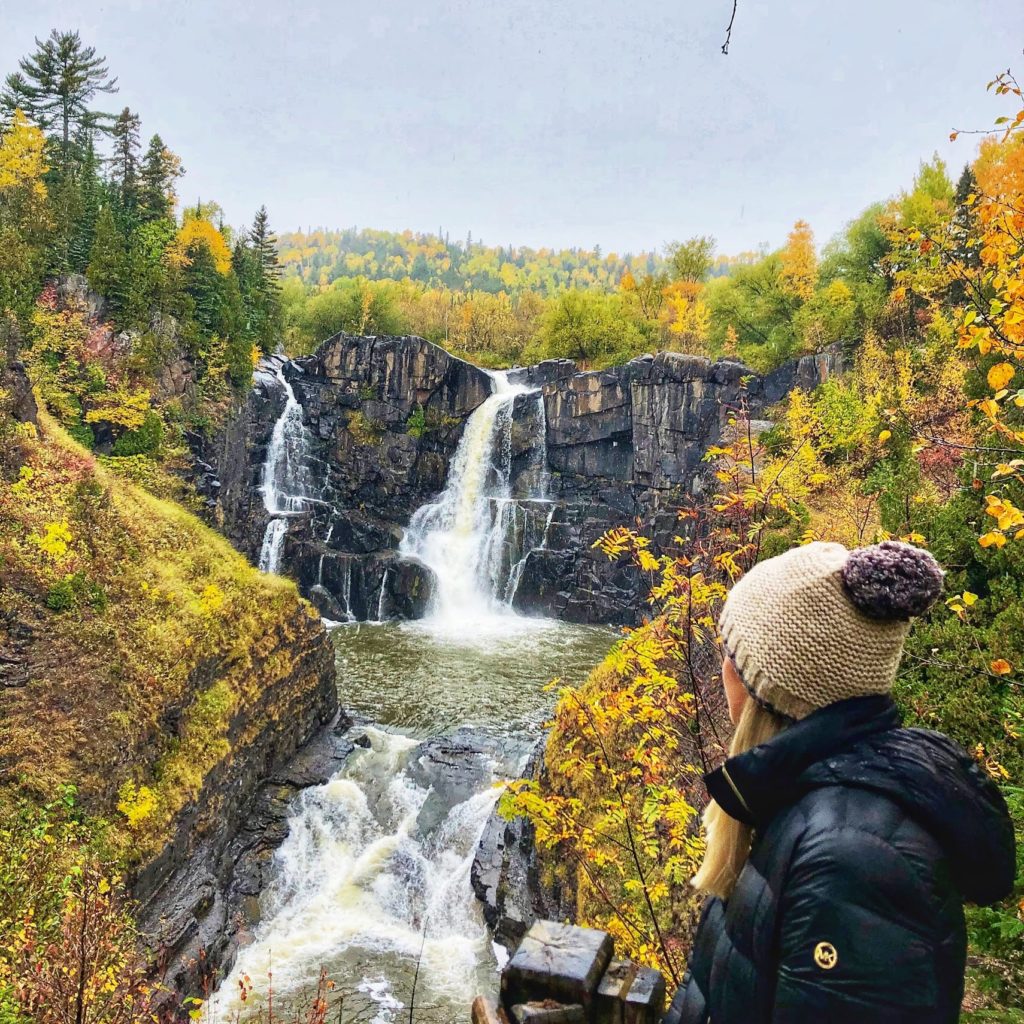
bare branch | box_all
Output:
[722,0,739,55]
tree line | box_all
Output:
[1,29,285,463]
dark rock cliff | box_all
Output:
[135,608,343,1011]
[193,335,841,626]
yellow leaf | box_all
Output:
[988,362,1016,392]
[979,531,1007,549]
[990,659,1013,676]
[878,429,892,443]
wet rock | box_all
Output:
[408,736,492,837]
[1,319,37,426]
[472,743,573,951]
[135,621,344,1016]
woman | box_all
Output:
[665,540,1016,1024]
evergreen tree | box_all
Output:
[86,205,126,307]
[1,30,118,172]
[249,205,280,283]
[68,129,103,272]
[186,240,227,336]
[139,134,183,222]
[243,205,283,352]
[110,107,141,211]
[48,170,83,275]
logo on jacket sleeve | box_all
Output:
[813,941,838,970]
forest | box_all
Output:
[1,22,1023,1024]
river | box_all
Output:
[208,368,618,1022]
[206,620,613,1024]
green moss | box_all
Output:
[0,411,323,865]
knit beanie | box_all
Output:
[719,540,944,721]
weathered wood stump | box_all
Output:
[480,920,666,1024]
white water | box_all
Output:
[212,366,606,1023]
[206,728,502,1024]
[399,372,553,637]
[258,363,316,574]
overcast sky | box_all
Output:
[2,1,1023,255]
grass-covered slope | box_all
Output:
[0,404,334,864]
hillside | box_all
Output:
[0,354,337,1015]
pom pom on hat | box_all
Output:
[841,541,944,621]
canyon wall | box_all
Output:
[194,334,841,625]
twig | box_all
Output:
[408,916,427,1024]
[721,0,739,54]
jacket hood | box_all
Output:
[705,695,1016,906]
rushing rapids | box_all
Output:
[211,361,614,1023]
[206,624,613,1024]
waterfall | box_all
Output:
[504,502,556,604]
[340,557,355,622]
[206,728,501,1024]
[376,567,391,622]
[257,362,315,574]
[399,372,551,630]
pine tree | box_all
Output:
[139,134,183,222]
[186,239,226,336]
[237,206,283,353]
[110,107,141,210]
[249,205,280,284]
[68,129,103,272]
[1,31,118,172]
[86,205,126,307]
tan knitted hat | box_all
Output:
[719,540,944,720]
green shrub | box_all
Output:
[45,572,108,613]
[407,404,426,439]
[66,420,95,449]
[111,409,163,456]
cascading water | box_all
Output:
[208,366,613,1024]
[207,626,615,1024]
[207,727,501,1024]
[399,372,554,632]
[258,362,316,574]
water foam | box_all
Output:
[206,727,499,1023]
[257,362,317,574]
[399,372,554,639]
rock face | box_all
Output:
[134,613,343,1012]
[195,335,842,626]
[1,319,37,426]
[472,743,572,951]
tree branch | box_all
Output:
[722,0,739,55]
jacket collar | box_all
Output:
[704,695,901,828]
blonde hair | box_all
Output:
[692,698,787,900]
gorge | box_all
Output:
[181,333,841,1022]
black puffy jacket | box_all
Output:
[665,695,1016,1024]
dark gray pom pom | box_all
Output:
[841,541,944,621]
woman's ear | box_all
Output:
[722,655,749,726]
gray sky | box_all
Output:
[2,1,1023,255]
